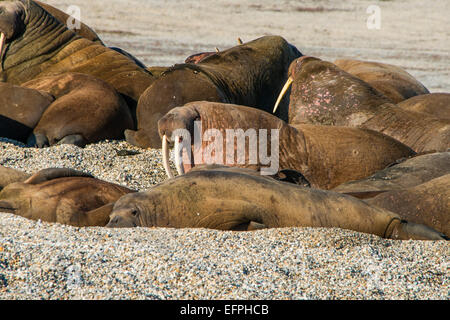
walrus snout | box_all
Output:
[106,213,138,228]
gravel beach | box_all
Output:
[1,0,449,300]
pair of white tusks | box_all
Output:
[273,77,294,113]
[162,134,185,178]
[0,32,6,71]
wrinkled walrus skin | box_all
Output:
[275,56,450,153]
[397,93,450,121]
[333,59,430,103]
[125,36,302,148]
[332,152,450,198]
[0,81,54,141]
[365,174,450,236]
[158,101,415,189]
[21,72,134,147]
[0,167,135,226]
[0,0,155,116]
[106,166,447,240]
[33,0,104,44]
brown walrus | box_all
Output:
[0,167,135,226]
[0,81,54,142]
[397,93,450,121]
[332,152,450,198]
[21,72,134,147]
[273,56,450,153]
[125,35,302,148]
[0,165,30,190]
[365,174,450,236]
[106,166,447,240]
[0,0,155,118]
[34,0,104,44]
[157,101,415,189]
[333,59,430,103]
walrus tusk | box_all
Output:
[273,77,293,113]
[162,134,174,179]
[174,136,185,176]
[237,37,243,45]
[215,47,220,53]
[0,32,6,71]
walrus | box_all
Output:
[0,0,155,120]
[333,59,430,103]
[33,0,104,44]
[0,167,135,226]
[397,93,450,121]
[106,166,447,240]
[157,101,415,189]
[0,164,30,190]
[125,35,302,148]
[0,81,54,142]
[273,56,450,153]
[20,72,134,147]
[332,152,450,198]
[365,174,450,236]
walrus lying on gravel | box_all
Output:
[273,56,450,153]
[333,59,430,103]
[1,73,133,147]
[332,152,450,198]
[157,101,415,189]
[0,167,135,226]
[106,166,447,240]
[125,35,302,148]
[0,0,155,115]
[397,93,450,121]
[365,174,449,236]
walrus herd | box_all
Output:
[0,1,448,240]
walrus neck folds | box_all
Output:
[2,0,78,79]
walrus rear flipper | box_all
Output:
[83,202,116,227]
[385,218,448,240]
[24,168,94,185]
[0,166,31,190]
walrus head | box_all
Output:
[273,56,321,113]
[0,0,26,69]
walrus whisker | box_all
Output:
[0,32,6,72]
[162,134,174,179]
[174,136,185,176]
[273,77,293,113]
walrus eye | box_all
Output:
[131,209,139,217]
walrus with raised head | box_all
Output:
[333,59,430,103]
[273,56,450,153]
[0,0,155,117]
[106,166,447,240]
[332,152,450,198]
[157,101,415,190]
[125,35,302,148]
[0,167,135,226]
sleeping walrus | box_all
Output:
[332,152,450,198]
[125,36,302,148]
[365,174,450,236]
[273,56,450,153]
[0,167,135,226]
[157,101,415,189]
[333,59,430,103]
[106,166,447,240]
[397,93,450,121]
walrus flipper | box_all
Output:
[386,219,448,240]
[0,166,31,190]
[24,168,94,184]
